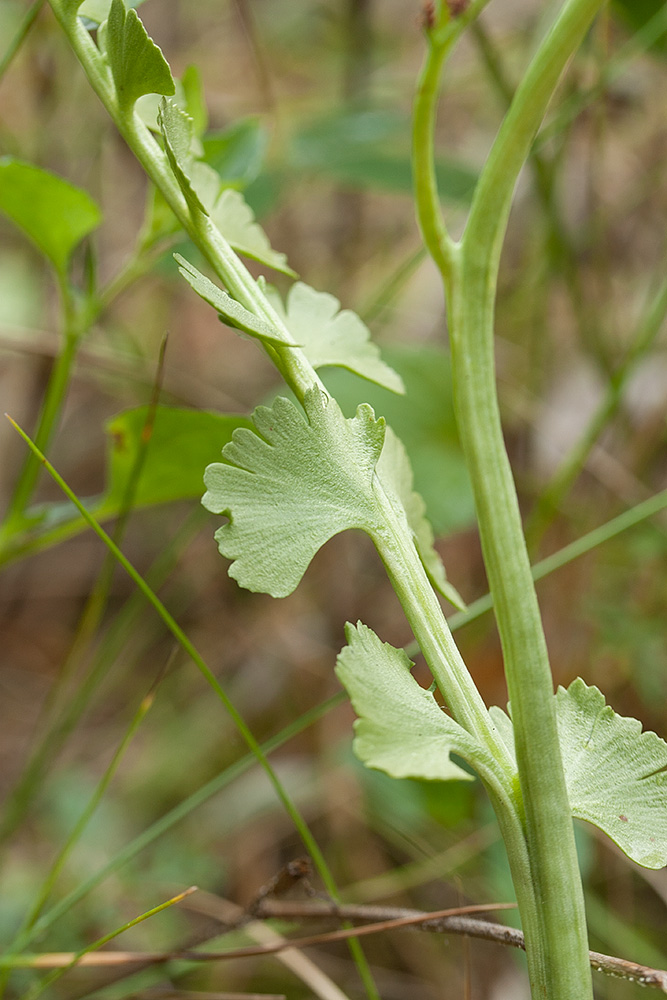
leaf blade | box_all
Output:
[0,158,101,275]
[105,0,175,110]
[335,621,478,782]
[202,389,385,597]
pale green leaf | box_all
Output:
[0,158,101,275]
[377,427,465,609]
[490,680,667,869]
[210,189,296,277]
[556,678,667,869]
[174,254,289,347]
[105,0,175,110]
[335,621,476,782]
[202,388,385,597]
[264,281,403,392]
[158,99,206,214]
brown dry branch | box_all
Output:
[12,899,667,991]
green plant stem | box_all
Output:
[47,3,320,406]
[415,2,607,996]
[6,417,378,1000]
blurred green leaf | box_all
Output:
[290,109,476,201]
[105,0,175,110]
[0,158,101,276]
[202,118,268,188]
[320,346,475,536]
[102,405,252,511]
[612,0,667,54]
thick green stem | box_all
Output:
[414,1,608,996]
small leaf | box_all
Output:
[265,281,403,392]
[174,254,289,347]
[211,189,296,276]
[336,622,482,782]
[0,158,101,275]
[105,0,175,110]
[158,99,207,214]
[202,388,385,597]
[377,427,465,609]
[556,679,667,869]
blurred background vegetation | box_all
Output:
[0,0,666,997]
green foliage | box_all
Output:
[376,427,464,609]
[159,100,295,275]
[290,109,477,201]
[78,0,143,25]
[209,189,295,276]
[103,405,252,512]
[202,389,386,598]
[491,679,667,869]
[104,0,174,111]
[263,280,405,392]
[174,255,289,347]
[320,347,475,535]
[612,0,667,53]
[0,158,101,276]
[202,118,268,188]
[202,388,460,606]
[557,680,667,870]
[335,622,489,782]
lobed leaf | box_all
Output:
[174,254,289,347]
[264,281,403,392]
[0,158,101,276]
[202,388,386,597]
[335,622,482,782]
[210,189,296,276]
[105,0,175,110]
[377,427,465,610]
[556,679,667,869]
[491,679,667,869]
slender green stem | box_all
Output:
[415,1,607,996]
[6,417,378,1000]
